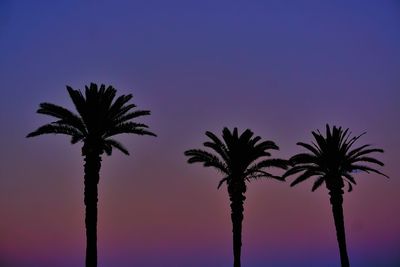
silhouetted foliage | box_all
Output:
[185,127,288,267]
[27,83,156,267]
[284,124,388,267]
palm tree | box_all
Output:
[27,83,156,267]
[284,124,388,267]
[184,127,288,267]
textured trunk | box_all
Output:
[83,152,102,267]
[228,183,246,267]
[329,189,350,267]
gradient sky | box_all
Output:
[1,1,399,266]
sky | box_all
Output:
[0,0,399,266]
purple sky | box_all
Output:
[1,1,399,266]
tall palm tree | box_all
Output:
[184,127,288,267]
[27,83,156,267]
[284,124,388,267]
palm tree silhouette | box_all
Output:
[27,83,156,267]
[284,124,388,267]
[184,127,288,267]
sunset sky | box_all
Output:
[0,1,399,266]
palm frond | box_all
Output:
[346,132,366,151]
[113,110,151,125]
[283,165,312,178]
[184,149,228,174]
[254,140,279,151]
[204,131,229,162]
[350,156,384,166]
[104,122,156,138]
[103,142,113,156]
[112,104,137,120]
[297,142,321,156]
[248,159,289,171]
[342,173,356,185]
[348,148,384,160]
[66,85,86,119]
[338,128,350,148]
[350,164,388,178]
[217,176,230,189]
[312,130,327,152]
[98,84,117,110]
[290,153,317,165]
[109,94,134,118]
[249,136,261,147]
[71,134,85,144]
[239,128,254,144]
[290,170,320,187]
[222,127,236,151]
[27,123,83,138]
[37,103,87,134]
[311,176,326,191]
[346,181,353,192]
[345,144,370,157]
[245,169,284,181]
[104,139,130,155]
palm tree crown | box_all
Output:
[185,127,288,189]
[27,83,156,154]
[285,124,388,192]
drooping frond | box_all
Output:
[311,176,326,191]
[290,170,320,187]
[71,134,85,144]
[244,169,283,181]
[245,159,288,181]
[104,139,130,155]
[349,164,389,178]
[184,149,228,174]
[249,159,289,170]
[282,165,311,178]
[346,181,353,192]
[27,123,83,139]
[104,122,156,138]
[217,176,230,189]
[343,173,356,185]
[290,153,318,165]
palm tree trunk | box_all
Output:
[83,152,102,267]
[329,189,350,267]
[229,184,246,267]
